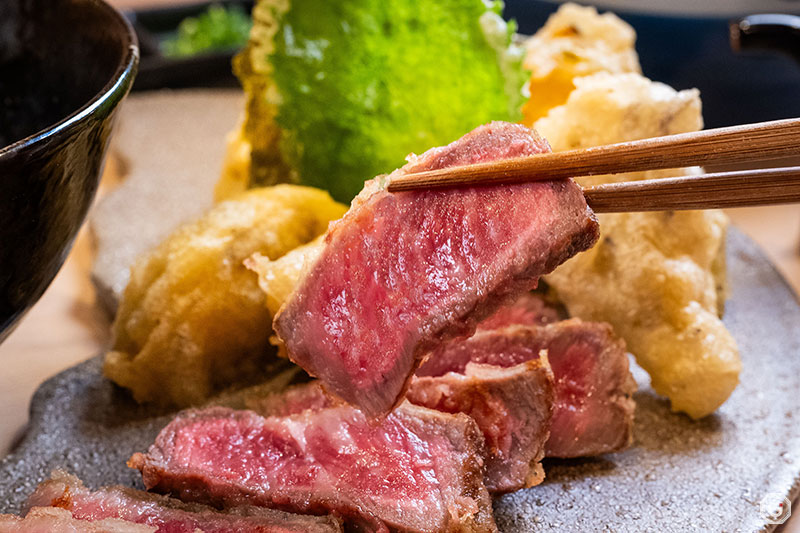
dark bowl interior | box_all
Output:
[0,0,138,343]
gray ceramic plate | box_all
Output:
[1,228,799,532]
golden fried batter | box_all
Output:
[536,73,740,418]
[104,185,347,407]
[245,237,326,358]
[214,123,252,202]
[545,209,738,419]
[245,235,325,318]
[522,3,640,125]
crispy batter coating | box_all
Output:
[536,73,740,418]
[522,3,640,125]
[245,236,325,318]
[104,185,347,407]
[534,73,702,173]
[245,237,325,358]
[214,122,252,202]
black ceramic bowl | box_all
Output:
[0,0,139,343]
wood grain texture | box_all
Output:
[585,166,800,212]
[387,118,800,193]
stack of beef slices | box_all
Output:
[4,471,343,532]
[2,122,635,532]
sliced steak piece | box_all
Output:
[0,507,154,532]
[408,360,554,494]
[274,121,599,417]
[244,381,341,417]
[247,373,553,495]
[417,320,636,458]
[533,321,636,458]
[476,291,563,331]
[130,405,497,533]
[26,471,341,533]
[415,326,546,379]
[246,378,553,494]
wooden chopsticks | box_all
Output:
[386,118,800,211]
[583,166,800,213]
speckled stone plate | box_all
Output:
[1,228,799,532]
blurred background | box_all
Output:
[506,0,800,128]
[118,0,800,127]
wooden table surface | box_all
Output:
[2,0,799,528]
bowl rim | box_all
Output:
[0,0,140,158]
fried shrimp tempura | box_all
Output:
[104,185,347,407]
[535,73,740,419]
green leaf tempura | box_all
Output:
[236,0,522,202]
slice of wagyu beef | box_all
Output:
[407,359,555,494]
[26,471,342,533]
[475,291,563,330]
[417,320,636,459]
[246,379,553,495]
[244,381,341,417]
[274,121,599,417]
[130,405,497,533]
[0,507,154,533]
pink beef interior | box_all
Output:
[131,406,496,532]
[26,471,341,533]
[476,292,563,331]
[248,375,553,495]
[0,507,154,532]
[408,360,554,494]
[533,321,636,458]
[245,382,341,417]
[417,320,635,458]
[274,122,599,417]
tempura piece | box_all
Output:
[104,185,347,407]
[228,0,295,196]
[535,73,702,180]
[522,3,640,125]
[226,0,523,202]
[537,73,740,419]
[245,237,324,359]
[214,122,252,201]
[245,236,324,318]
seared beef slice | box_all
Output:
[534,321,635,458]
[408,360,555,494]
[244,381,340,417]
[27,471,341,532]
[249,377,554,495]
[0,507,154,532]
[418,320,636,458]
[131,405,497,532]
[274,122,599,416]
[476,291,563,330]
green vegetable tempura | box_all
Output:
[162,4,252,58]
[233,0,522,202]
